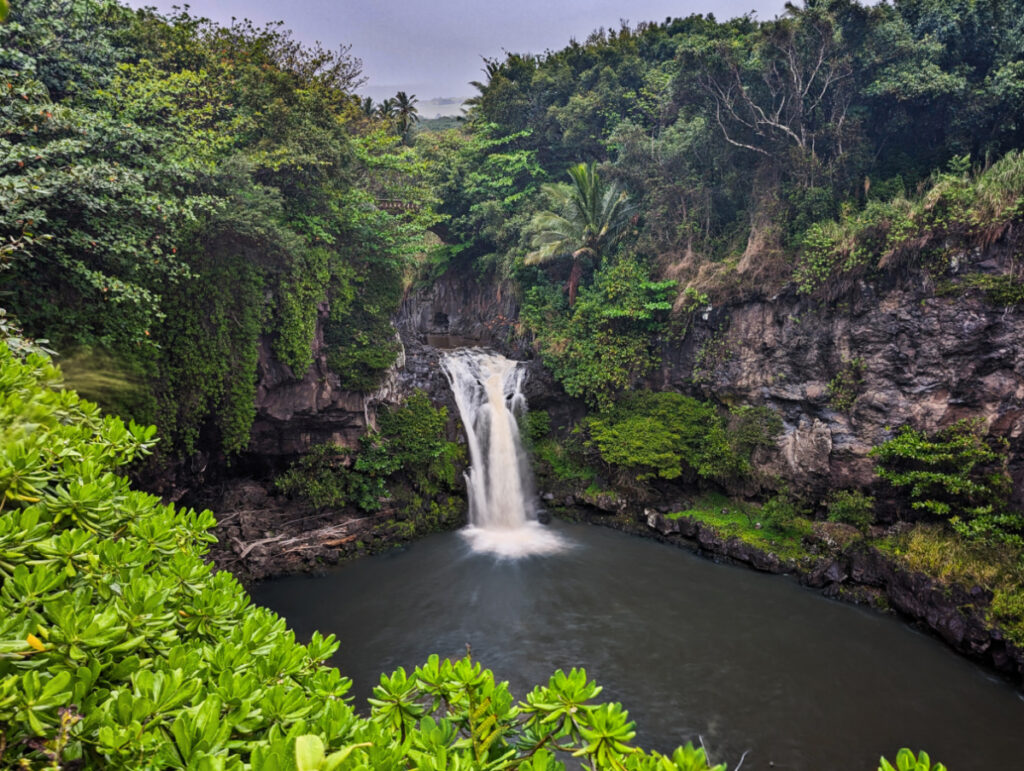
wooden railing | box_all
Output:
[376,199,420,213]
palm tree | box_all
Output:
[359,96,375,118]
[525,163,635,306]
[393,91,420,140]
[376,98,396,120]
[464,58,502,110]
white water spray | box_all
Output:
[441,349,567,558]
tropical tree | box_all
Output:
[393,90,419,139]
[376,96,396,120]
[359,95,375,117]
[525,162,635,305]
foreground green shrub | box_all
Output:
[879,748,947,771]
[0,344,355,768]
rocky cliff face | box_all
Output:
[248,303,406,461]
[247,241,1023,508]
[653,246,1024,507]
[246,271,561,461]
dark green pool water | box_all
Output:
[251,521,1024,769]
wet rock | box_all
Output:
[577,489,627,514]
[395,272,521,353]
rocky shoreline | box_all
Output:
[202,478,465,583]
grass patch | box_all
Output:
[890,523,1023,587]
[887,523,1024,645]
[583,482,617,498]
[534,438,598,483]
[668,492,813,561]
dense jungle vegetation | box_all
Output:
[420,0,1024,553]
[1,0,1022,766]
[1,0,440,459]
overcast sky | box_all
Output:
[123,0,791,101]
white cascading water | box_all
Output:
[441,349,567,558]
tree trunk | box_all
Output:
[567,258,583,307]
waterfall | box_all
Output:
[441,349,567,558]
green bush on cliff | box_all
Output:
[359,390,462,493]
[520,256,675,409]
[871,418,1023,546]
[827,489,876,533]
[275,443,387,512]
[583,391,780,484]
[277,391,460,511]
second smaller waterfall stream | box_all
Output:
[441,349,568,558]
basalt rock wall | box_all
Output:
[651,247,1024,508]
[248,302,412,464]
[246,272,578,465]
[394,272,585,436]
[249,243,1024,507]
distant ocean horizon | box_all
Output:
[417,96,469,118]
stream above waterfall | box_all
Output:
[252,522,1024,769]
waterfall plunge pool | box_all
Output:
[251,521,1024,770]
[254,349,1024,768]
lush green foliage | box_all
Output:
[360,391,461,493]
[521,257,675,408]
[0,342,355,768]
[871,419,1023,545]
[417,123,546,277]
[450,0,1024,282]
[524,162,635,305]
[0,345,751,771]
[1,0,439,458]
[826,489,876,533]
[794,153,1024,296]
[275,443,385,513]
[277,391,460,513]
[583,391,780,484]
